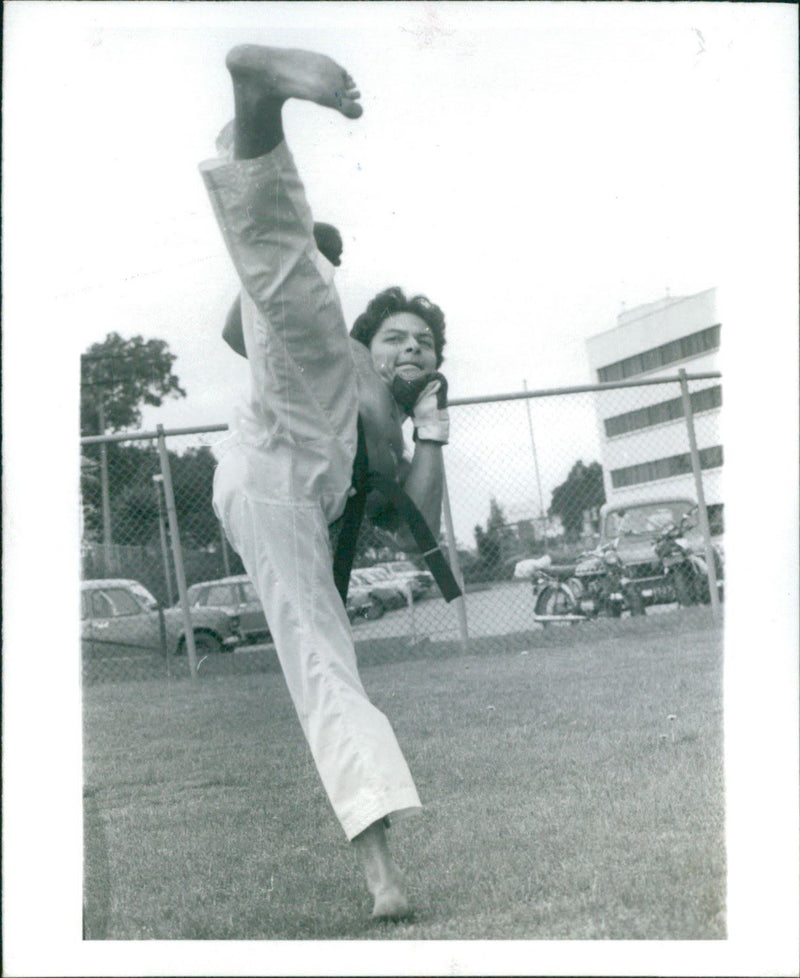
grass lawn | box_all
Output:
[83,608,725,940]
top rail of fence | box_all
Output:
[449,371,722,407]
[81,423,230,446]
[80,371,722,445]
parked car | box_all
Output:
[346,581,385,621]
[186,575,271,644]
[350,568,409,613]
[599,498,724,604]
[188,573,381,633]
[376,560,435,599]
[81,579,241,658]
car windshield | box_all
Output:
[388,562,415,573]
[605,502,695,539]
[127,581,159,609]
[204,584,237,606]
[365,568,390,581]
[90,587,142,618]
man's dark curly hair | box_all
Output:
[350,286,446,367]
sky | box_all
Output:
[6,0,795,545]
[3,3,799,975]
[21,1,747,423]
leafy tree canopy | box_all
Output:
[81,442,221,549]
[549,460,606,540]
[81,332,186,435]
[473,497,517,578]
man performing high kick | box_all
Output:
[200,45,455,920]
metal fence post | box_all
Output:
[156,425,199,679]
[678,369,722,617]
[442,466,470,653]
[98,401,113,546]
[152,474,174,606]
[219,521,232,578]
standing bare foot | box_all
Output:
[352,820,412,920]
[226,45,363,119]
[371,883,410,921]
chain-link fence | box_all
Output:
[80,371,722,684]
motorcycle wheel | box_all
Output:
[671,567,696,607]
[535,584,579,623]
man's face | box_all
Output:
[369,312,438,385]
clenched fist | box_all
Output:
[392,371,449,444]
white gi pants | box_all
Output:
[200,143,421,840]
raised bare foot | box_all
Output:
[226,45,363,119]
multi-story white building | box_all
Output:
[586,287,722,524]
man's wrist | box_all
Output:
[413,421,449,445]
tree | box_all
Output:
[81,442,222,549]
[549,460,606,540]
[473,497,517,579]
[170,447,223,549]
[81,332,186,435]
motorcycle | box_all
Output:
[532,542,644,623]
[654,514,724,606]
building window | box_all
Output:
[610,444,723,488]
[604,385,722,437]
[597,324,721,383]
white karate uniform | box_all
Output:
[200,142,421,840]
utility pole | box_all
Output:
[523,379,545,531]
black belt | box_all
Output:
[332,419,462,605]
